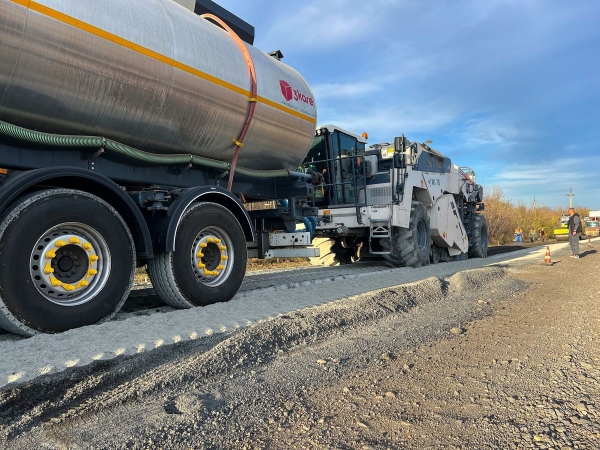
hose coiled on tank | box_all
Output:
[0,119,291,178]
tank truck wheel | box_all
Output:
[148,203,247,308]
[382,201,432,268]
[0,189,135,336]
[309,238,339,266]
[468,214,489,258]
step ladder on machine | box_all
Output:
[369,218,392,255]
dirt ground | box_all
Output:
[257,249,600,449]
[1,244,598,449]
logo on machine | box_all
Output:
[279,80,314,106]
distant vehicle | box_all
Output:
[553,215,570,241]
[585,211,600,237]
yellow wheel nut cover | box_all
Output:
[196,251,204,258]
[86,268,98,279]
[44,262,54,274]
[82,243,92,251]
[89,255,99,265]
[75,280,89,289]
[219,245,227,251]
[55,240,67,248]
[221,255,228,261]
[199,243,207,248]
[198,262,206,269]
[216,265,225,270]
[45,249,56,259]
[69,237,80,244]
[62,284,76,292]
[49,276,62,287]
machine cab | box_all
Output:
[303,125,367,207]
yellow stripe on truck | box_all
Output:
[10,0,316,124]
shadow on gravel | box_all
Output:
[579,249,597,258]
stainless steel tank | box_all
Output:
[0,0,317,170]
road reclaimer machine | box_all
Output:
[304,127,487,267]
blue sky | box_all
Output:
[216,0,599,209]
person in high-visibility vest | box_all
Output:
[529,227,536,243]
[514,226,523,243]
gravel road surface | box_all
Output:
[0,240,598,449]
[0,242,570,388]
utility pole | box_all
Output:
[567,188,574,208]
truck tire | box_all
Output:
[468,214,488,258]
[0,189,135,336]
[147,202,247,308]
[382,201,432,268]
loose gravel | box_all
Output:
[0,240,597,449]
[0,241,569,389]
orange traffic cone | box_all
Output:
[544,246,551,264]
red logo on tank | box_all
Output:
[279,80,315,107]
[279,80,293,101]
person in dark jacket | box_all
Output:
[567,208,581,258]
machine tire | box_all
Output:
[309,238,338,266]
[332,238,360,265]
[0,189,135,336]
[382,201,432,268]
[147,202,247,308]
[431,245,442,264]
[309,237,361,266]
[468,214,489,258]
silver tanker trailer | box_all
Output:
[0,0,320,335]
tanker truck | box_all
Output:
[0,0,322,335]
[0,0,489,336]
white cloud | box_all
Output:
[486,157,600,208]
[260,3,367,52]
[462,118,534,147]
[317,102,462,139]
[311,81,381,100]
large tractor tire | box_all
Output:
[468,214,489,258]
[148,202,247,308]
[309,238,360,266]
[381,201,432,268]
[0,189,135,336]
[309,237,338,266]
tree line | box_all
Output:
[482,187,587,245]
